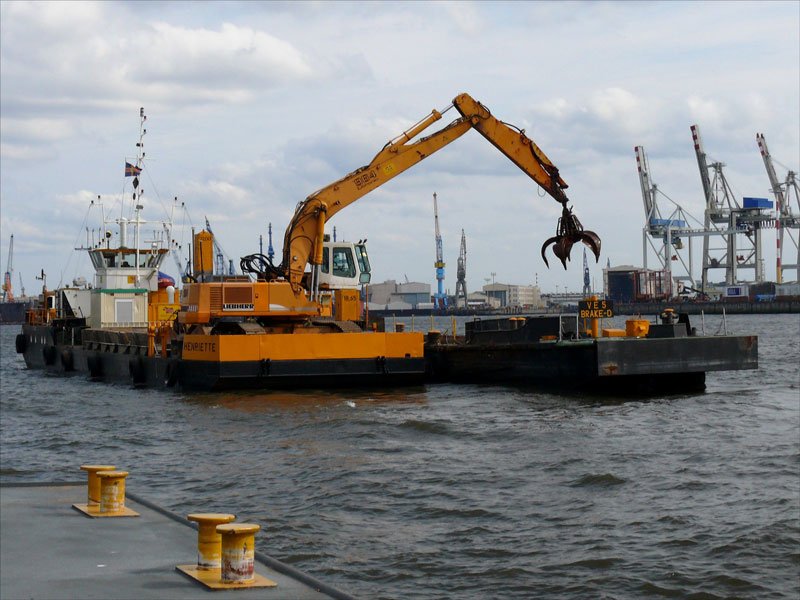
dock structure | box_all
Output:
[0,482,351,600]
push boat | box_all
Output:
[16,108,425,391]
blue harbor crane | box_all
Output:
[583,247,591,295]
[432,192,447,308]
[267,222,275,262]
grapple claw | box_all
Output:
[540,236,559,268]
[579,231,602,263]
[540,204,602,270]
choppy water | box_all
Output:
[1,313,798,599]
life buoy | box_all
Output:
[42,345,57,366]
[15,334,27,354]
[60,349,74,371]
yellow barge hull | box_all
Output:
[178,331,426,391]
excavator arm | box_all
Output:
[281,92,600,290]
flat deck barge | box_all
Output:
[0,482,351,600]
[17,310,757,392]
[424,313,757,393]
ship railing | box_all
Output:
[557,313,580,342]
[99,321,150,329]
[147,320,176,358]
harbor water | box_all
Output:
[1,313,798,599]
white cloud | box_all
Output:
[0,1,797,294]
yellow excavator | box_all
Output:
[176,93,600,389]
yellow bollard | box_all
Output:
[217,523,260,583]
[176,520,276,589]
[97,470,129,514]
[187,513,236,570]
[80,464,116,506]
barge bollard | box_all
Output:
[79,464,116,506]
[97,470,129,514]
[176,520,276,589]
[187,513,236,570]
[217,523,260,583]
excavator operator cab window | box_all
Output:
[356,244,371,284]
[332,247,356,279]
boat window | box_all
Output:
[115,299,134,323]
[321,247,329,274]
[356,244,371,284]
[332,247,356,278]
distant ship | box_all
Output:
[0,299,34,324]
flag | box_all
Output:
[158,271,176,288]
[125,162,142,177]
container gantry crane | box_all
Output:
[432,192,447,309]
[757,133,799,284]
[691,124,765,288]
[455,229,467,308]
[635,145,698,294]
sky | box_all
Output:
[1,0,798,297]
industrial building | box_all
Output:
[482,283,545,309]
[603,266,671,303]
[366,279,432,311]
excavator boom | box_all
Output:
[281,92,601,290]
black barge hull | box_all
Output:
[18,316,758,394]
[425,335,757,393]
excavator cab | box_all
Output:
[318,241,371,289]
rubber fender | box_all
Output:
[129,357,146,385]
[164,359,179,388]
[42,345,57,366]
[60,348,74,371]
[15,334,27,354]
[87,354,103,379]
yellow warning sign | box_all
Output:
[578,299,614,319]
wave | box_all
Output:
[568,473,626,487]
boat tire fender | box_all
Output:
[164,359,179,388]
[15,334,27,354]
[129,357,146,386]
[60,348,74,371]
[87,354,103,379]
[42,345,57,366]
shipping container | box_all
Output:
[607,271,636,303]
[742,197,773,209]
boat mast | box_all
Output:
[133,107,147,285]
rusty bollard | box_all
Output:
[187,513,236,570]
[217,523,261,583]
